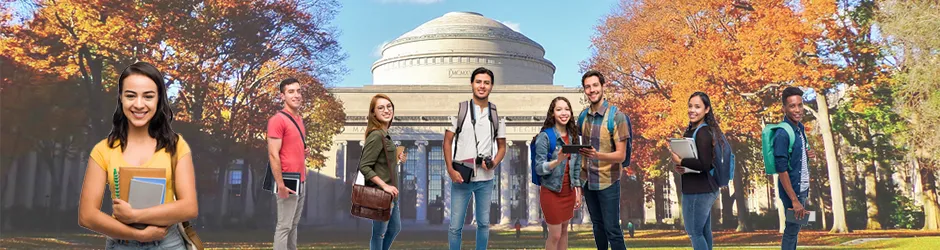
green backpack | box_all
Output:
[761,123,807,174]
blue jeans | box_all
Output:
[448,180,493,250]
[682,191,719,250]
[105,224,185,250]
[371,199,401,250]
[583,180,625,250]
[781,192,808,250]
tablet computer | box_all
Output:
[561,145,591,154]
[785,210,814,226]
[274,172,301,194]
[668,138,698,159]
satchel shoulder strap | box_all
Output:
[278,110,306,149]
[169,134,194,229]
[355,130,398,188]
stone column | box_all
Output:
[499,141,512,225]
[415,140,429,224]
[3,158,18,209]
[334,142,347,180]
[59,153,73,211]
[525,141,539,226]
[24,151,37,209]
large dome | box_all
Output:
[371,12,555,85]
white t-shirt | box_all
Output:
[447,101,507,182]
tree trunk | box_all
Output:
[818,187,828,230]
[865,158,881,229]
[655,177,665,223]
[921,160,940,230]
[816,94,849,233]
[733,158,750,232]
[721,188,733,229]
[673,172,684,229]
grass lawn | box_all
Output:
[2,228,939,249]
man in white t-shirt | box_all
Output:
[443,67,507,250]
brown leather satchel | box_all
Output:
[350,134,396,221]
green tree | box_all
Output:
[878,0,940,230]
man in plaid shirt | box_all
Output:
[577,70,631,250]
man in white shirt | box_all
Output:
[443,67,507,250]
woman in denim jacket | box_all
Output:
[533,97,583,250]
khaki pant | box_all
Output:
[274,184,306,250]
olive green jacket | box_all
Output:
[358,129,398,187]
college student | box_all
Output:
[443,67,508,250]
[671,92,722,250]
[359,94,408,250]
[78,62,198,249]
[534,97,584,250]
[577,70,631,250]
[773,87,814,250]
[267,78,310,250]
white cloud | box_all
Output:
[378,0,443,4]
[373,41,390,58]
[497,20,521,33]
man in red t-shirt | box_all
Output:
[267,78,308,250]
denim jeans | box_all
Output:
[583,180,625,250]
[371,199,401,250]
[105,223,185,250]
[781,192,808,250]
[681,190,719,250]
[448,180,493,250]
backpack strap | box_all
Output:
[607,106,617,137]
[545,127,557,160]
[777,124,796,154]
[453,101,470,158]
[692,123,708,139]
[577,109,589,130]
[488,102,499,141]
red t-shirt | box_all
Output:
[267,108,307,182]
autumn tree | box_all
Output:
[1,0,160,149]
[879,0,940,230]
[585,0,840,231]
[2,0,346,167]
[2,0,347,227]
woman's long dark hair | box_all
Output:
[107,62,179,156]
[686,92,724,146]
[541,97,580,140]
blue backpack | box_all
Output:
[692,123,735,187]
[577,106,633,169]
[530,127,557,186]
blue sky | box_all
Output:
[332,0,620,88]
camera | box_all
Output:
[475,154,494,169]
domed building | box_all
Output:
[371,11,555,86]
[307,12,587,227]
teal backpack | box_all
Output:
[761,123,807,174]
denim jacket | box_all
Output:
[534,129,582,193]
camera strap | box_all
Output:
[468,99,484,178]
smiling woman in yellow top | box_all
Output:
[78,62,198,249]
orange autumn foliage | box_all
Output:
[585,0,838,182]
